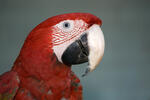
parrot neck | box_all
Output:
[12,45,82,99]
[12,29,72,81]
[12,32,72,81]
[12,47,82,99]
[12,49,71,81]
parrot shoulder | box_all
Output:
[0,71,20,100]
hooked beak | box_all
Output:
[62,24,105,76]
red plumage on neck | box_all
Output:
[12,27,59,80]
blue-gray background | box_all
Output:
[0,0,150,100]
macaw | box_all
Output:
[0,13,105,100]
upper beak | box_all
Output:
[62,24,105,76]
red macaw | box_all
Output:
[0,13,105,100]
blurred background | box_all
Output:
[0,0,150,100]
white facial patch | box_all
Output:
[52,20,88,62]
[87,24,105,72]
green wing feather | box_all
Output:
[0,71,20,100]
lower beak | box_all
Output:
[62,24,105,76]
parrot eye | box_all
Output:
[55,20,74,32]
[63,22,70,28]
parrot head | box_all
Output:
[49,13,105,76]
[13,13,105,78]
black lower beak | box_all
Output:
[61,33,89,66]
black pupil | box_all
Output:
[64,22,70,28]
